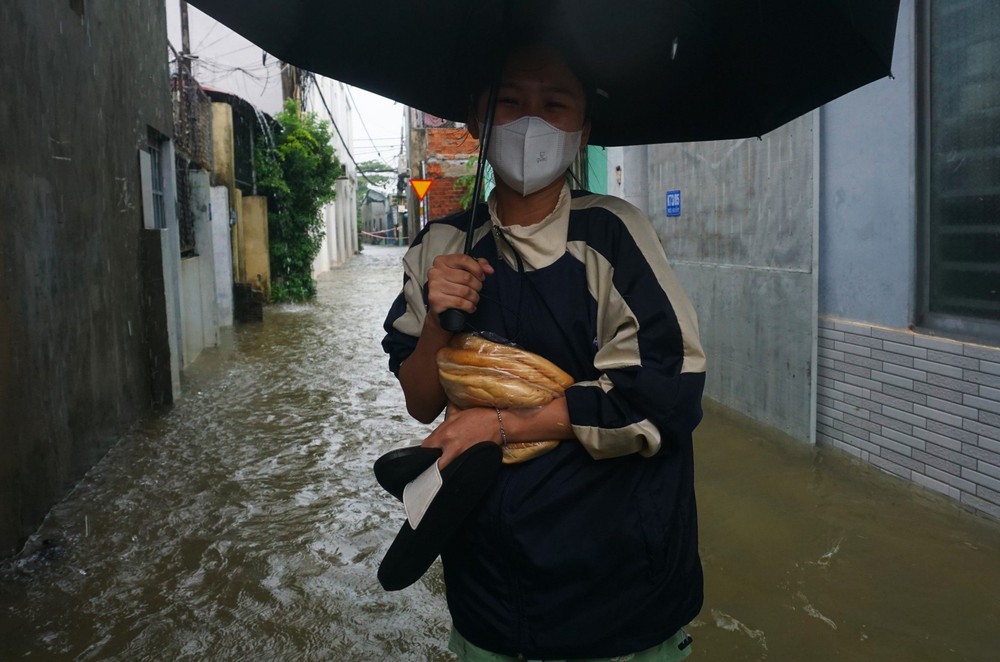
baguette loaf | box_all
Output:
[437,333,574,463]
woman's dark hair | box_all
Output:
[466,36,600,122]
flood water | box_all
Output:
[2,245,999,661]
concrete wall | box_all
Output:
[211,186,235,326]
[180,257,206,367]
[0,0,173,555]
[308,76,357,274]
[242,195,271,298]
[815,0,1000,520]
[623,113,819,443]
[161,197,183,401]
[314,199,336,273]
[140,230,174,407]
[211,102,244,283]
[232,188,246,282]
[179,169,219,368]
[315,177,360,272]
[362,194,389,234]
[192,171,220,346]
[819,0,917,329]
[153,141,184,400]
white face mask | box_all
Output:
[483,116,583,196]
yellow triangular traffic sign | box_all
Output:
[410,179,432,201]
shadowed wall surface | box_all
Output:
[0,0,173,555]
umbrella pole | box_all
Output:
[462,78,500,254]
[439,76,501,333]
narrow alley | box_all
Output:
[2,246,999,660]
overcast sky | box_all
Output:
[349,87,405,174]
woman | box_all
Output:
[382,42,706,661]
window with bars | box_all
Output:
[924,0,1000,335]
[175,159,197,257]
[148,141,167,230]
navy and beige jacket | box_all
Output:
[382,185,707,659]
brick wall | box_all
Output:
[424,128,478,219]
[816,317,1000,519]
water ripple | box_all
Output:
[0,247,451,660]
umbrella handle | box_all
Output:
[439,309,466,333]
[437,72,502,336]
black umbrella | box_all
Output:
[189,0,900,330]
[187,0,900,146]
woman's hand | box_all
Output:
[422,405,501,468]
[425,254,494,324]
[422,398,576,468]
[398,255,493,423]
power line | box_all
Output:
[193,19,219,52]
[308,73,386,188]
[206,43,259,60]
[346,85,388,163]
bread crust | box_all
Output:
[436,333,573,464]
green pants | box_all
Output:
[448,627,693,662]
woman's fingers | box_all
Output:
[422,407,500,469]
[436,253,489,280]
[477,257,496,276]
[426,254,493,316]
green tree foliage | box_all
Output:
[356,159,393,218]
[255,99,343,302]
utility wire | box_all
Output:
[346,85,389,163]
[193,20,219,52]
[176,32,391,190]
[308,72,386,188]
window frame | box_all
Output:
[917,0,1000,343]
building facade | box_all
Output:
[360,189,390,243]
[306,75,358,272]
[612,0,1000,519]
[406,110,479,233]
[1,0,176,555]
[816,0,999,518]
[167,1,357,276]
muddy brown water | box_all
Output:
[2,245,998,661]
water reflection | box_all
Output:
[694,404,1000,660]
[1,246,998,660]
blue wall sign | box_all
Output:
[666,190,681,217]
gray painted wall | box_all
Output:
[211,186,235,326]
[633,114,819,442]
[0,0,173,555]
[180,169,220,368]
[814,0,1000,521]
[818,0,917,329]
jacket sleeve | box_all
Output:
[564,200,706,459]
[381,215,472,376]
[381,233,432,377]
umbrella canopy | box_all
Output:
[187,0,900,146]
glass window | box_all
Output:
[148,141,167,231]
[925,1,1000,329]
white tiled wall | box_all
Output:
[816,317,1000,519]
